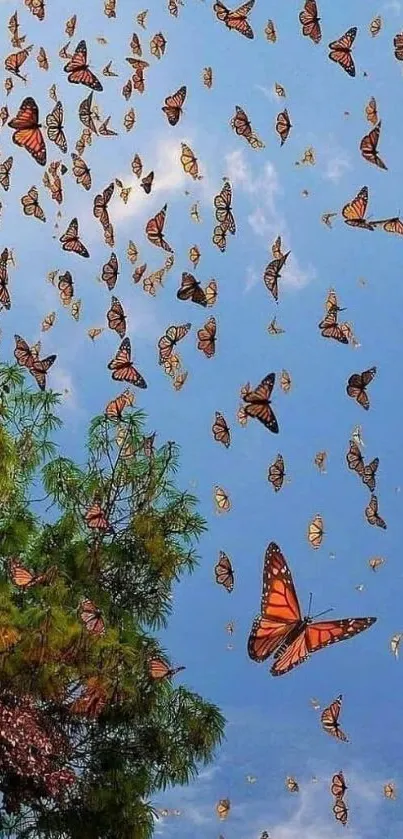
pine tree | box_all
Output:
[0,364,225,839]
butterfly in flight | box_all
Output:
[346,367,376,410]
[213,0,255,38]
[63,40,103,90]
[299,0,321,43]
[247,542,376,676]
[328,27,357,77]
[359,122,387,170]
[320,694,349,741]
[8,97,46,166]
[241,373,279,433]
[342,186,375,231]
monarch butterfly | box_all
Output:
[0,251,10,311]
[84,501,109,532]
[41,312,56,332]
[180,143,202,179]
[14,335,56,390]
[314,451,327,472]
[88,327,104,341]
[320,695,349,741]
[365,96,378,125]
[158,323,191,365]
[78,91,98,134]
[8,558,56,589]
[215,798,231,819]
[331,770,347,799]
[197,317,216,358]
[108,338,147,389]
[189,245,200,268]
[328,27,357,76]
[307,514,324,548]
[203,66,213,87]
[267,316,285,335]
[368,556,385,572]
[213,0,255,39]
[79,598,105,635]
[212,411,230,447]
[173,370,188,391]
[212,223,229,252]
[372,217,403,236]
[264,252,290,301]
[137,9,148,28]
[98,116,118,136]
[121,78,133,101]
[343,186,375,229]
[248,542,376,675]
[25,0,45,20]
[242,373,279,433]
[143,267,165,296]
[107,297,126,338]
[332,794,348,826]
[214,485,231,513]
[365,495,387,529]
[360,122,387,170]
[133,263,147,284]
[8,97,47,166]
[298,146,315,165]
[346,440,378,492]
[384,782,397,799]
[177,272,207,306]
[299,0,321,43]
[145,205,173,252]
[65,14,77,36]
[71,299,81,321]
[148,658,185,680]
[131,154,142,178]
[214,551,234,592]
[8,11,25,48]
[268,454,285,492]
[103,60,118,77]
[0,156,13,192]
[37,47,49,71]
[101,253,119,290]
[162,85,186,125]
[231,106,264,149]
[369,15,382,36]
[275,109,292,145]
[206,279,218,307]
[93,181,114,230]
[390,634,402,658]
[394,32,403,60]
[274,82,286,97]
[127,241,139,264]
[140,170,154,194]
[321,211,337,228]
[58,271,74,306]
[272,237,284,259]
[319,294,349,343]
[21,186,46,222]
[150,33,166,59]
[60,217,89,258]
[4,45,33,80]
[286,776,299,793]
[105,389,135,421]
[280,369,292,394]
[265,19,276,42]
[214,181,236,233]
[64,40,103,91]
[346,367,376,410]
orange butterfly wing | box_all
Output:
[8,97,46,166]
[247,542,302,662]
[271,617,376,676]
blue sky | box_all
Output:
[1,0,403,836]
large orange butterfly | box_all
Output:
[299,0,321,44]
[145,205,173,252]
[107,337,147,388]
[248,543,376,676]
[59,217,89,258]
[328,27,357,77]
[162,85,186,126]
[8,97,46,166]
[63,40,103,90]
[342,186,375,230]
[242,373,278,433]
[4,45,33,80]
[14,334,56,390]
[213,0,255,39]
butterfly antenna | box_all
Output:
[307,592,313,618]
[312,607,334,620]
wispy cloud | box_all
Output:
[322,150,352,183]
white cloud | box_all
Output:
[48,366,79,412]
[322,152,352,183]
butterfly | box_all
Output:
[93,181,114,230]
[145,205,173,252]
[8,558,56,589]
[286,777,299,793]
[213,0,255,39]
[384,782,397,800]
[267,316,285,336]
[4,45,33,80]
[57,271,74,306]
[365,495,387,529]
[21,186,46,222]
[203,66,213,87]
[307,514,324,549]
[107,297,126,339]
[212,412,230,447]
[8,97,47,166]
[360,122,387,170]
[370,15,382,37]
[264,19,276,42]
[197,317,216,358]
[319,291,349,343]
[41,312,56,332]
[180,143,203,179]
[148,658,185,680]
[299,0,321,44]
[65,14,77,36]
[214,180,236,233]
[248,542,376,675]
[216,799,231,819]
[342,186,375,230]
[162,85,186,126]
[391,634,402,658]
[63,40,103,91]
[71,153,91,190]
[140,170,154,194]
[328,27,357,76]
[231,106,264,149]
[214,485,231,513]
[331,770,347,800]
[14,334,56,391]
[177,272,207,306]
[105,389,135,421]
[268,454,285,492]
[346,440,378,492]
[108,338,147,389]
[98,116,118,136]
[321,211,337,228]
[24,0,45,20]
[333,795,348,826]
[78,91,98,134]
[0,156,12,194]
[394,32,403,60]
[37,46,49,71]
[79,598,105,635]
[215,551,234,592]
[346,367,376,410]
[8,11,25,49]
[150,33,166,59]
[60,218,89,258]
[264,253,290,301]
[158,323,191,365]
[276,109,292,145]
[242,373,279,433]
[372,217,403,236]
[137,9,148,28]
[45,101,67,154]
[280,369,292,394]
[365,96,378,126]
[320,695,349,741]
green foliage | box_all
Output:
[0,365,225,839]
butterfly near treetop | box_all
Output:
[328,27,357,77]
[14,334,56,390]
[108,338,147,389]
[157,323,191,365]
[346,367,376,410]
[215,551,234,592]
[8,97,46,166]
[0,250,11,310]
[212,411,230,447]
[346,440,379,492]
[8,558,56,589]
[60,217,89,258]
[148,658,185,680]
[145,205,173,252]
[342,186,375,231]
[320,694,349,741]
[360,122,387,170]
[79,598,105,635]
[299,0,321,44]
[213,0,255,39]
[162,85,186,126]
[105,389,135,421]
[365,495,387,529]
[63,40,103,91]
[247,542,376,676]
[241,373,279,433]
